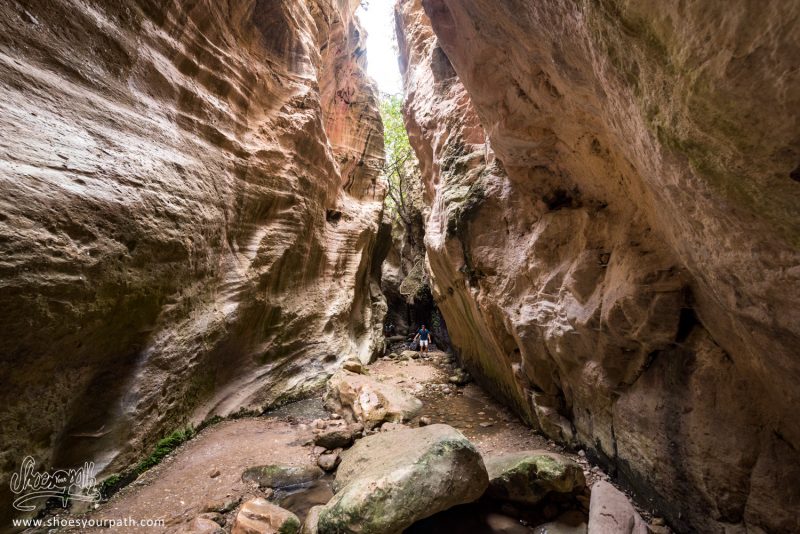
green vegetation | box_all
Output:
[135,427,195,474]
[379,94,420,227]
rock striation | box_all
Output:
[396,0,800,532]
[0,0,386,515]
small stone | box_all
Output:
[313,423,363,449]
[480,422,494,428]
[197,512,225,526]
[419,416,432,426]
[177,517,225,534]
[317,451,340,472]
[313,419,326,430]
[202,496,241,514]
[578,450,586,458]
[209,468,221,478]
[330,413,342,420]
[342,359,364,374]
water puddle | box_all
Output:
[275,477,334,522]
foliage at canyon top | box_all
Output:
[380,94,419,226]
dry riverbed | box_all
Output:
[49,351,661,533]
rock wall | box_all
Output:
[0,0,385,513]
[396,0,800,532]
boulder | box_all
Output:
[232,498,301,534]
[324,369,423,429]
[587,481,647,534]
[317,450,341,472]
[400,350,419,360]
[484,451,585,504]
[313,423,363,449]
[242,464,324,490]
[317,424,488,533]
[341,359,364,374]
[301,505,324,534]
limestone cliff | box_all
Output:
[0,0,385,512]
[396,0,800,532]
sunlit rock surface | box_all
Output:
[0,0,386,512]
[396,0,800,532]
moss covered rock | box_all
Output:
[484,451,585,504]
[316,424,488,533]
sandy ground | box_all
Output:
[48,351,624,533]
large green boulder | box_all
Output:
[317,424,488,533]
[484,451,585,504]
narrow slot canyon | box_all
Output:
[0,1,798,533]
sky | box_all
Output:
[358,1,403,95]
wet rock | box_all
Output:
[324,369,423,429]
[484,451,585,504]
[534,510,588,534]
[313,423,363,449]
[242,464,324,490]
[317,424,488,533]
[232,498,301,534]
[587,481,647,534]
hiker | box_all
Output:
[414,324,431,355]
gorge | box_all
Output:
[0,0,798,532]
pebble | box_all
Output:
[209,468,221,478]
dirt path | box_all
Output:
[53,351,615,533]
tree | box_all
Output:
[379,94,418,229]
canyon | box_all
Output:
[0,0,798,532]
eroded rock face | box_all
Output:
[0,0,385,514]
[396,0,800,532]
